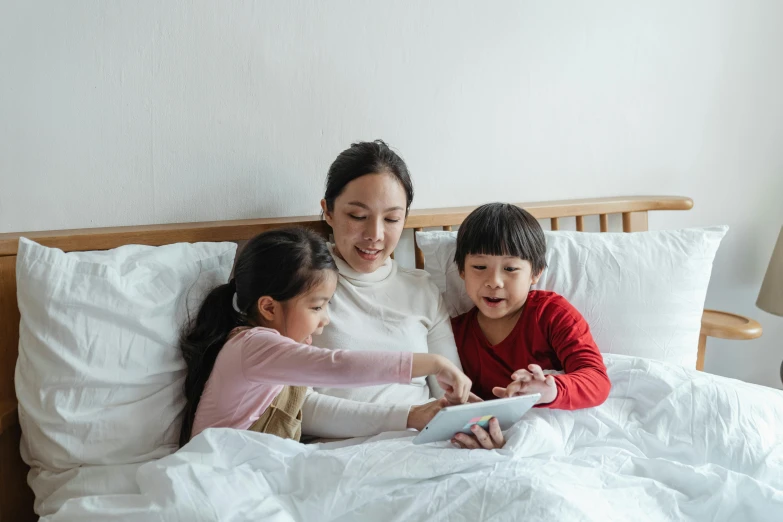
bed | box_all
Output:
[0,195,775,521]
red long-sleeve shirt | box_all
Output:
[451,291,610,410]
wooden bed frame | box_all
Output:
[0,195,762,521]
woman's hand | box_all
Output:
[492,364,558,405]
[407,397,450,430]
[451,417,505,450]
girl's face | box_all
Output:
[263,271,338,345]
[321,173,407,274]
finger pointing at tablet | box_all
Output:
[467,392,483,403]
[410,354,472,404]
[435,360,472,405]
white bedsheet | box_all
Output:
[42,355,783,521]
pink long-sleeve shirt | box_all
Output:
[191,327,414,438]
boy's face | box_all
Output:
[460,254,541,320]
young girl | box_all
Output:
[179,227,472,445]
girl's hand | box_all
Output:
[433,358,472,405]
[492,364,558,405]
[411,354,474,405]
[448,392,484,405]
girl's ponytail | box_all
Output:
[178,278,243,446]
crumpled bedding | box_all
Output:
[43,355,783,522]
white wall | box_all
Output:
[1,1,781,388]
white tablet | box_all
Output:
[412,393,541,445]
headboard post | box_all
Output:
[622,211,649,232]
[413,228,425,269]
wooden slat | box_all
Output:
[413,228,424,269]
[0,402,17,435]
[0,256,35,522]
[0,258,19,414]
[697,334,707,372]
[599,214,609,232]
[550,217,559,231]
[622,211,649,232]
[442,225,452,232]
[0,196,693,257]
[0,423,36,522]
[575,216,585,232]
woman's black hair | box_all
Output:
[178,226,337,446]
[454,203,548,275]
[323,140,414,215]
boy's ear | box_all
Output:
[459,269,465,281]
[255,296,278,322]
[531,269,543,286]
[320,199,333,226]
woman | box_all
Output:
[302,140,468,439]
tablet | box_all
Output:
[412,393,540,445]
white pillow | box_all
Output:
[14,238,236,497]
[416,227,727,368]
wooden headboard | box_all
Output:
[0,195,693,521]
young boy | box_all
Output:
[451,203,610,419]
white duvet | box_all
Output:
[44,355,783,522]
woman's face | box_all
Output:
[321,173,407,274]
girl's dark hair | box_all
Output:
[323,140,414,215]
[178,227,337,446]
[454,203,548,275]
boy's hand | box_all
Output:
[492,364,558,405]
[451,417,505,450]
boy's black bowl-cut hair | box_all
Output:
[454,203,547,275]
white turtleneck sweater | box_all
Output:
[302,247,463,438]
